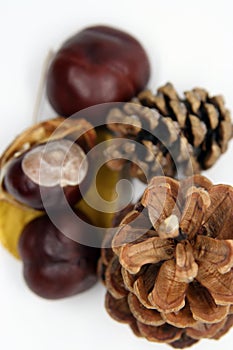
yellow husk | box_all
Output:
[77,127,120,228]
[0,201,42,258]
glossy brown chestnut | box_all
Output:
[18,210,100,299]
[46,25,150,119]
[3,139,90,210]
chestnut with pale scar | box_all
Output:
[0,117,95,210]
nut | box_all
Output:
[46,25,150,119]
[19,209,100,299]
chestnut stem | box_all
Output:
[32,50,55,125]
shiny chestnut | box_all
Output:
[46,25,150,118]
[18,209,100,299]
[3,139,89,210]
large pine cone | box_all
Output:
[105,83,232,181]
[98,175,233,348]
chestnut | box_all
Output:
[3,139,89,210]
[46,25,150,119]
[18,209,100,299]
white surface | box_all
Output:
[0,1,233,350]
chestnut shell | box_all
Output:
[46,25,150,118]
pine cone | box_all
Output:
[105,83,232,181]
[99,175,233,348]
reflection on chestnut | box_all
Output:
[18,209,100,299]
[3,139,89,210]
[47,25,150,119]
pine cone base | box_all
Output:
[99,175,233,348]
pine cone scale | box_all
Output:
[187,282,229,324]
[137,321,183,343]
[196,261,233,305]
[162,302,197,328]
[186,319,226,340]
[128,292,165,326]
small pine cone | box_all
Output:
[105,83,232,181]
[98,175,233,348]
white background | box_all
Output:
[0,1,233,349]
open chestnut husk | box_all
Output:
[0,125,130,259]
[19,209,100,299]
[0,117,96,210]
[46,25,150,120]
